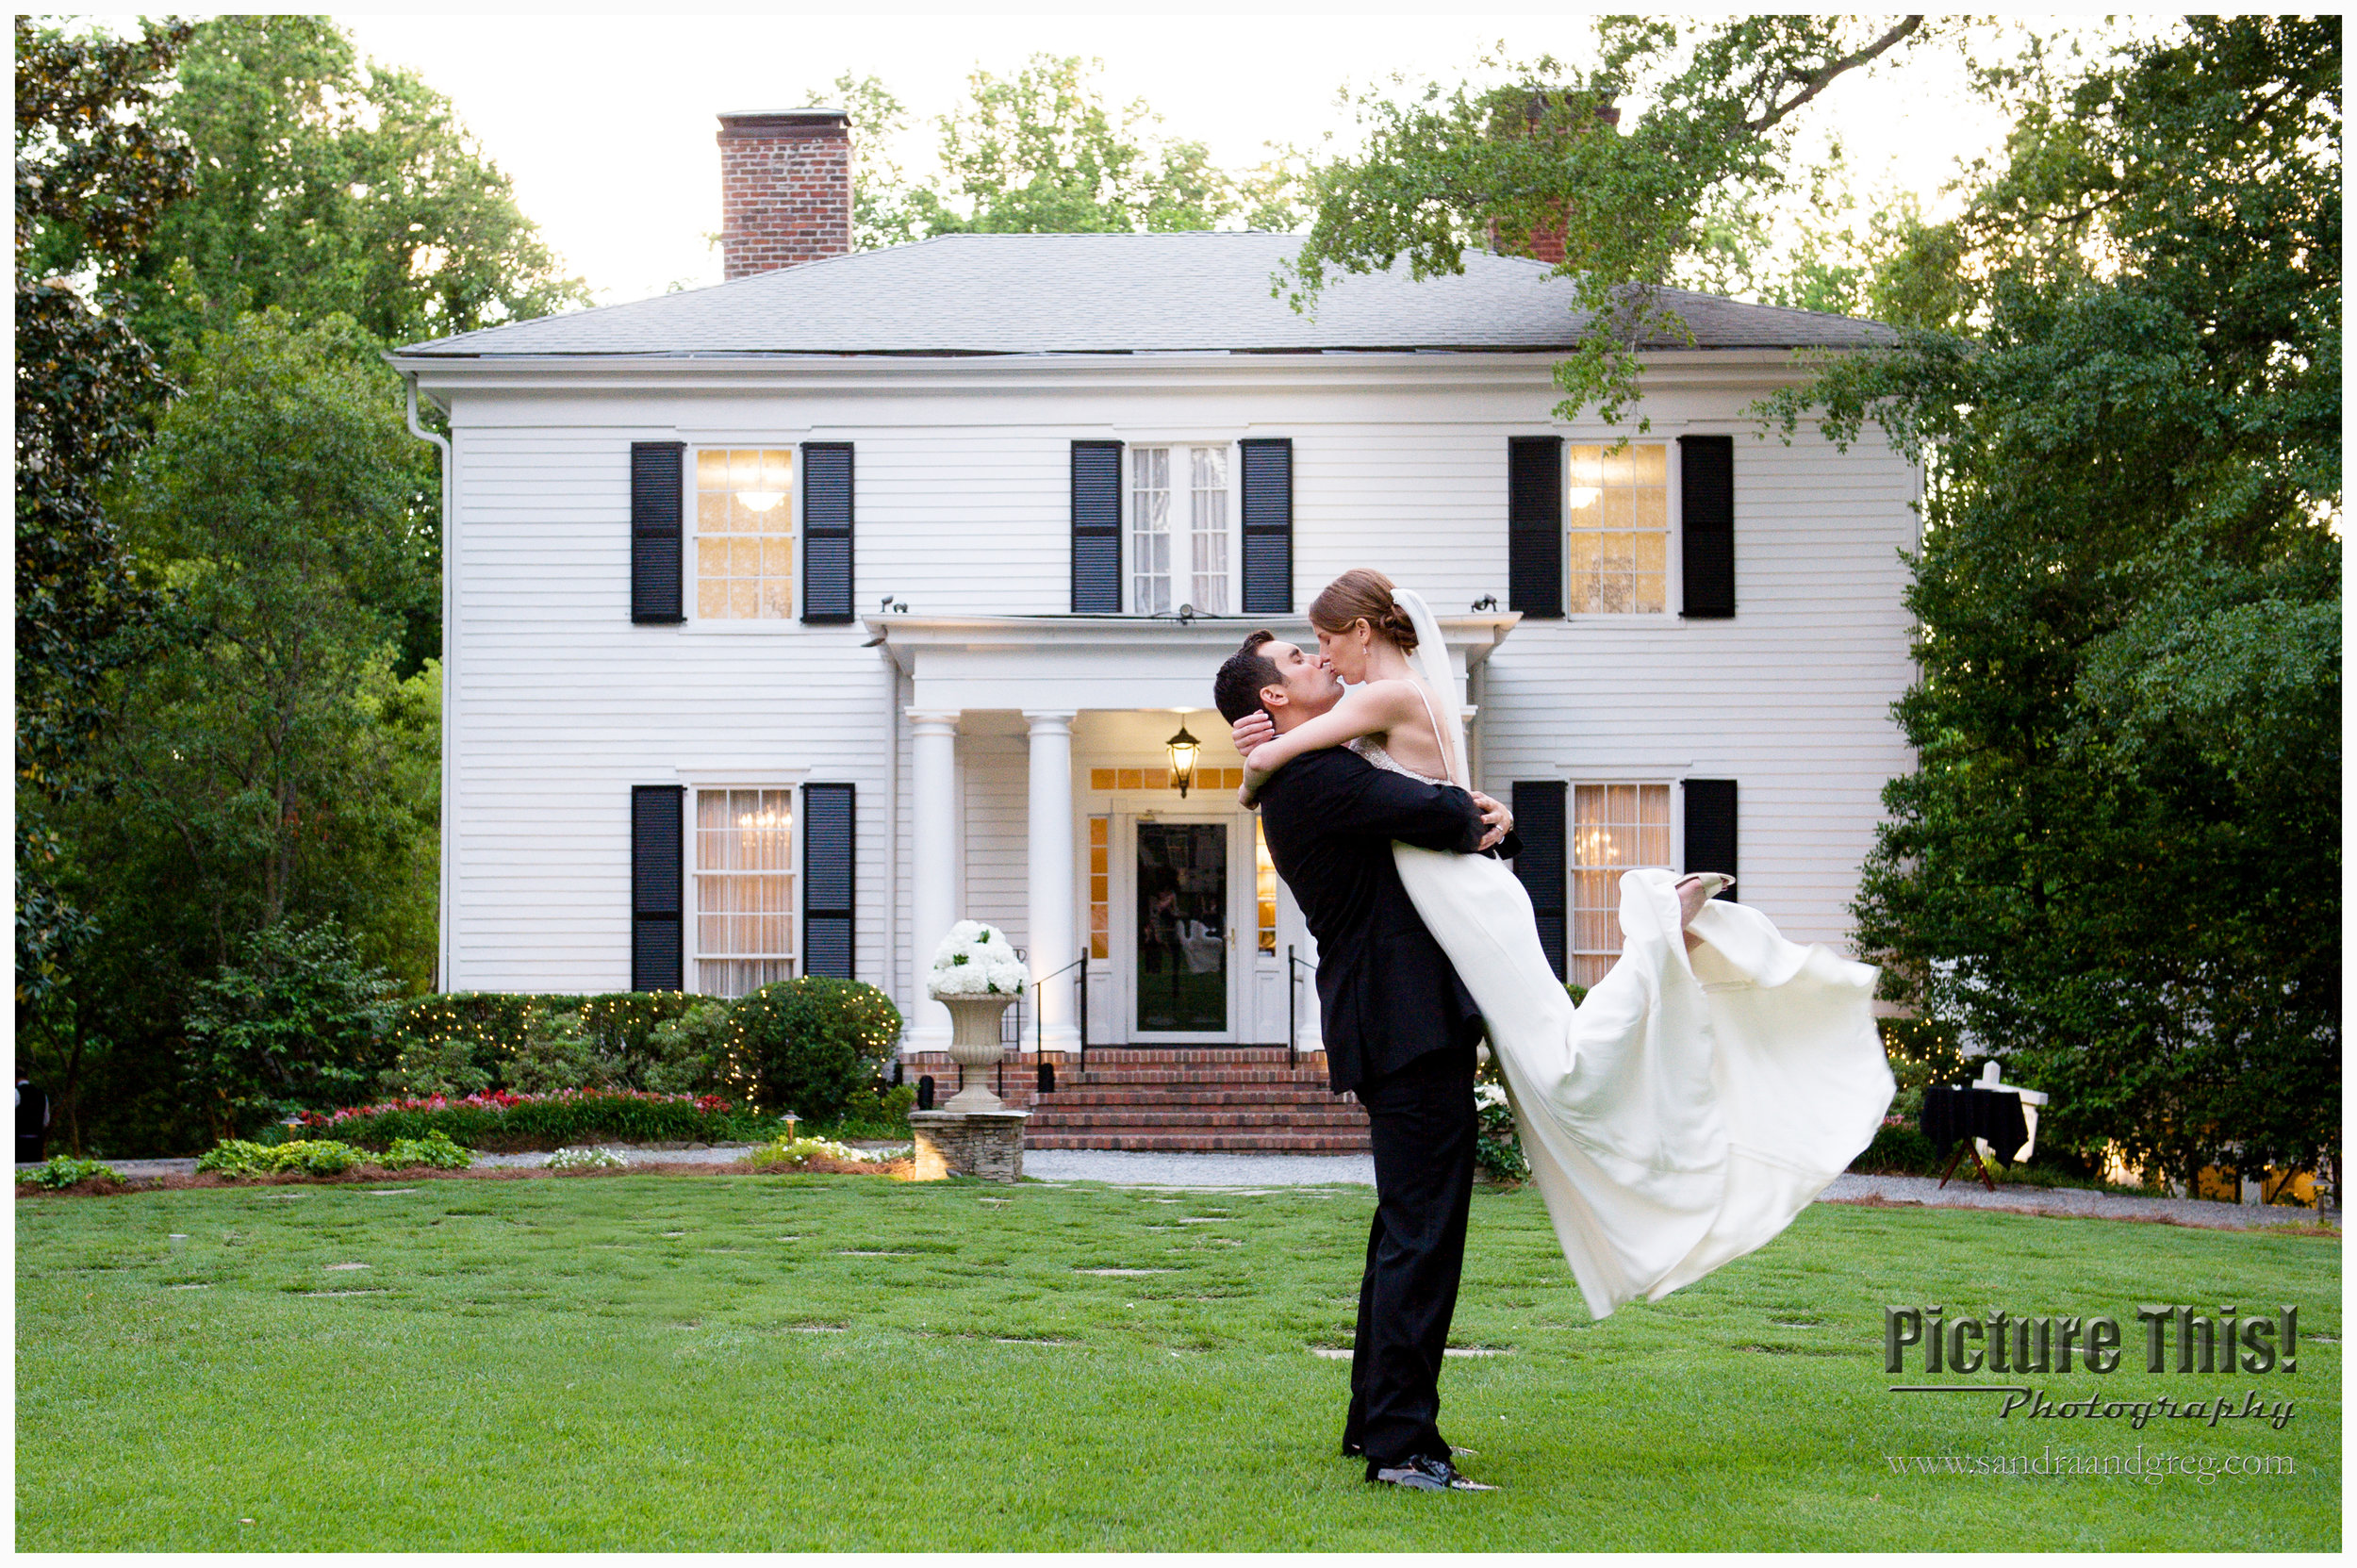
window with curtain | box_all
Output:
[695,448,795,619]
[693,787,795,997]
[1565,443,1669,614]
[1131,444,1231,614]
[1570,783,1672,987]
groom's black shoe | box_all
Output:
[1368,1454,1497,1493]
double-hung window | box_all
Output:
[1570,783,1673,987]
[693,786,795,996]
[1565,443,1670,614]
[694,448,796,619]
[1130,444,1232,614]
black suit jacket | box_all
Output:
[1256,746,1521,1095]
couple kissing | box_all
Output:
[1211,569,1896,1494]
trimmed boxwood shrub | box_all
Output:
[732,979,902,1123]
[379,992,712,1100]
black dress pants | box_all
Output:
[1342,1043,1478,1475]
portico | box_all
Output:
[869,612,1519,1054]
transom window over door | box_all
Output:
[1570,783,1672,988]
[695,449,795,619]
[1131,445,1231,614]
[694,787,795,997]
[1566,443,1669,614]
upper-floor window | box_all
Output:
[694,785,795,996]
[1131,444,1231,614]
[1566,443,1669,614]
[695,448,795,619]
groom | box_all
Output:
[1212,631,1517,1494]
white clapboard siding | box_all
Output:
[1476,426,1919,952]
[438,357,1919,1009]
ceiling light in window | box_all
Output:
[737,490,787,513]
[1565,486,1602,510]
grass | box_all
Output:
[16,1174,2340,1551]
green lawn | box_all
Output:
[16,1174,2340,1551]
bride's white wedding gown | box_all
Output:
[1353,591,1896,1321]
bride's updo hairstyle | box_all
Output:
[1309,569,1419,653]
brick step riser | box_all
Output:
[1056,1075,1339,1089]
[1027,1132,1372,1152]
[902,1048,1320,1065]
[1029,1114,1369,1132]
[1039,1089,1346,1108]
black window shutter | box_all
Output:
[1508,437,1563,619]
[631,785,684,990]
[801,783,856,979]
[1238,437,1293,615]
[631,442,684,624]
[1071,440,1123,613]
[1680,435,1735,619]
[1510,781,1568,980]
[801,442,854,624]
[1683,779,1738,900]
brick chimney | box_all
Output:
[1491,98,1621,267]
[717,108,852,280]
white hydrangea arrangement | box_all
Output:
[927,920,1029,999]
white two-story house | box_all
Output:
[391,108,1918,1072]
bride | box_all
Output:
[1232,569,1896,1320]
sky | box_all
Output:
[319,7,2088,309]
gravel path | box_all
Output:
[1820,1172,2336,1231]
[25,1151,2335,1231]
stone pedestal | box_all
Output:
[908,1108,1030,1183]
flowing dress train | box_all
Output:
[1364,589,1898,1320]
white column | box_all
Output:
[1023,710,1081,1052]
[905,709,962,1052]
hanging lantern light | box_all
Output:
[1165,718,1201,799]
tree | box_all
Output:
[1279,16,1933,424]
[813,57,1306,246]
[1778,17,2340,1190]
[39,311,442,1154]
[114,15,589,355]
[15,16,199,1147]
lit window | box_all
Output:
[695,449,795,619]
[1132,445,1231,614]
[1571,783,1672,988]
[1255,817,1277,953]
[1565,443,1668,614]
[694,787,794,997]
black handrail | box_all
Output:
[1285,944,1316,1071]
[1034,950,1090,1080]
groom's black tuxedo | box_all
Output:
[1253,746,1520,1093]
[1252,744,1522,1475]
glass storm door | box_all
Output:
[1132,820,1229,1037]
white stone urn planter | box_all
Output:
[939,994,1017,1111]
[928,921,1029,1113]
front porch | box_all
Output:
[867,611,1519,1059]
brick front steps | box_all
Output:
[894,1047,1369,1154]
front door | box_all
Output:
[1120,816,1240,1043]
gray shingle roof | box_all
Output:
[395,231,1897,358]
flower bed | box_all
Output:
[272,1086,776,1153]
